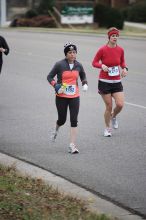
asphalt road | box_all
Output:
[0,29,146,218]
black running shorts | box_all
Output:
[98,80,123,94]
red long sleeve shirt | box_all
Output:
[92,45,127,81]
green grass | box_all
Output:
[0,164,118,220]
[2,25,146,38]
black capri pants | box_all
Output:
[0,62,2,74]
[56,96,80,127]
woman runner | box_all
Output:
[47,42,88,153]
[92,27,128,137]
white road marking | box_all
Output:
[125,101,146,109]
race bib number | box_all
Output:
[108,66,120,76]
[64,85,76,95]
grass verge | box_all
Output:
[2,26,146,38]
[0,164,118,220]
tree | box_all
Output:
[37,0,55,14]
[27,0,41,9]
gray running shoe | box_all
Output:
[68,143,79,154]
[112,117,118,129]
[50,130,58,142]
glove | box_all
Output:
[82,84,88,92]
[54,84,63,94]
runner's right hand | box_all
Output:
[101,64,109,72]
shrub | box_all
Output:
[94,4,109,26]
[94,4,124,29]
[37,0,55,14]
[106,8,124,29]
[33,15,56,27]
[126,1,146,22]
[16,18,35,27]
[25,9,38,18]
[10,15,56,28]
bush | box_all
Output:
[16,18,36,27]
[121,7,129,21]
[10,15,56,28]
[33,15,56,27]
[126,1,146,22]
[37,0,55,15]
[106,8,124,29]
[94,4,109,26]
[25,9,38,18]
[94,4,124,29]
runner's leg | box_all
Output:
[68,97,80,153]
[56,96,68,127]
[50,96,68,141]
[101,94,113,128]
[112,92,124,118]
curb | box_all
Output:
[0,152,143,220]
[1,27,146,40]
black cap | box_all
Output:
[64,42,77,55]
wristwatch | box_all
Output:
[124,67,128,71]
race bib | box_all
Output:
[64,85,76,95]
[108,66,120,76]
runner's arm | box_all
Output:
[47,62,59,87]
[1,36,9,55]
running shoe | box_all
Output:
[50,130,58,142]
[112,117,118,129]
[104,128,112,137]
[68,143,79,154]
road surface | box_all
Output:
[0,29,146,218]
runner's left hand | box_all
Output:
[82,84,88,92]
[121,68,127,77]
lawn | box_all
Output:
[0,164,117,220]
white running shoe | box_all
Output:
[50,130,58,142]
[68,143,79,154]
[112,117,118,129]
[104,128,112,137]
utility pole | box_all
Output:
[0,0,6,26]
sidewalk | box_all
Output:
[124,21,146,30]
[0,152,144,220]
